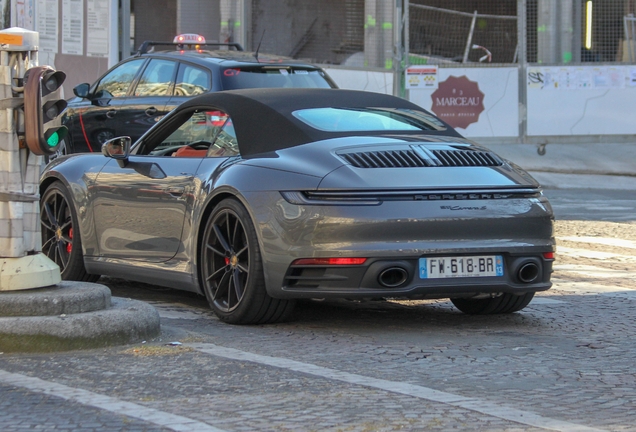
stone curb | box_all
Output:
[0,296,161,353]
[0,281,111,317]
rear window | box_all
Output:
[292,107,447,132]
[220,67,334,90]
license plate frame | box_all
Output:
[419,255,504,279]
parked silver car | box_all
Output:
[40,88,555,324]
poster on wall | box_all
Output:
[62,0,83,55]
[527,66,626,90]
[405,65,438,89]
[526,65,635,136]
[16,0,35,30]
[36,0,58,53]
[87,0,109,57]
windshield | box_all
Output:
[292,107,447,132]
[220,66,334,90]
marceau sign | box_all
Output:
[430,75,484,129]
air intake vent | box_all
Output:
[431,149,502,167]
[340,150,431,168]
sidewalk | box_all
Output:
[486,142,636,190]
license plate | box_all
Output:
[419,255,504,279]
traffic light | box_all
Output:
[23,66,68,155]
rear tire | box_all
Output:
[450,292,535,315]
[200,198,295,324]
[40,181,100,282]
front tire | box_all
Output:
[200,198,295,324]
[450,292,535,315]
[40,181,100,282]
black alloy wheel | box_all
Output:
[40,182,100,282]
[201,198,295,324]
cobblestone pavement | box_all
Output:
[0,219,635,431]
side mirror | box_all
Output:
[102,136,131,165]
[73,83,90,99]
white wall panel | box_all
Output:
[526,66,636,136]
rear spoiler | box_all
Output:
[136,41,244,55]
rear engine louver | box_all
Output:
[432,149,502,167]
[340,148,502,168]
[340,150,431,168]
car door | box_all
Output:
[91,107,229,263]
[70,58,146,152]
[118,59,177,143]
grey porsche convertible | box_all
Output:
[40,88,555,324]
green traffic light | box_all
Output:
[46,131,59,147]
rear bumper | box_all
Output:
[276,252,553,299]
[243,191,555,300]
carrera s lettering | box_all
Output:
[440,205,487,211]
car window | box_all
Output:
[145,109,237,157]
[220,67,333,90]
[94,59,145,98]
[292,107,447,132]
[134,59,177,97]
[174,64,210,96]
[209,117,239,157]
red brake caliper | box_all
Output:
[224,257,230,266]
[67,227,73,254]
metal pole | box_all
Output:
[537,0,557,63]
[573,0,582,63]
[404,0,409,101]
[108,0,118,67]
[517,0,528,143]
[393,0,403,97]
[120,0,131,59]
[624,15,635,63]
[560,0,573,63]
[462,11,478,63]
[632,18,636,62]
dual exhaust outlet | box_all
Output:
[377,260,541,288]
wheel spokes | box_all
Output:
[55,240,69,267]
[42,201,57,231]
[41,190,73,273]
[204,208,250,313]
[211,268,231,301]
[212,223,231,253]
[231,268,244,305]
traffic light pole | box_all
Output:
[0,28,60,291]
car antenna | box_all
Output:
[254,30,265,63]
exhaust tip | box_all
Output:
[378,267,408,288]
[517,262,539,283]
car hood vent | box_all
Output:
[340,150,432,168]
[431,149,502,167]
[339,146,503,168]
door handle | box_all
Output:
[106,109,117,118]
[164,186,185,197]
[145,107,158,116]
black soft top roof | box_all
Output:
[177,88,461,157]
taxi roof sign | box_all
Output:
[173,34,206,44]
